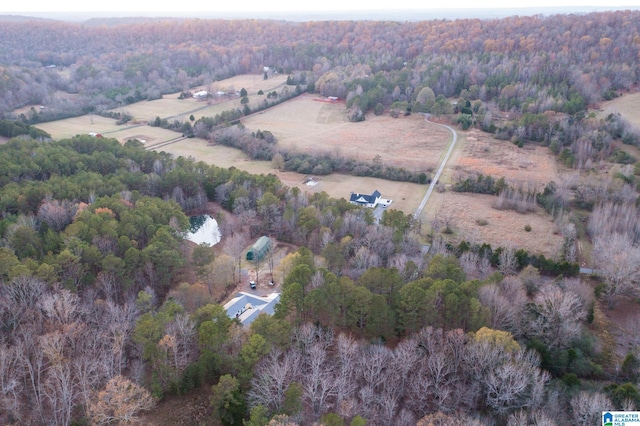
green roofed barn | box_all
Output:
[246,236,271,262]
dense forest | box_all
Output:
[1,9,640,426]
[0,134,620,426]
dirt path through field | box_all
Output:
[414,115,457,218]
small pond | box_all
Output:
[185,214,221,246]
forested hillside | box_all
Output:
[1,11,638,119]
[1,9,640,426]
[0,135,628,425]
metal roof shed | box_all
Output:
[246,236,271,262]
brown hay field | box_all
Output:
[154,137,427,213]
[418,127,563,257]
[453,128,559,189]
[195,73,289,95]
[111,74,289,122]
[241,95,450,173]
[152,137,248,166]
[35,116,184,145]
[428,192,563,258]
[101,126,184,145]
[35,115,120,140]
[111,97,207,122]
[598,92,640,131]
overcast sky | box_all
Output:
[2,0,640,13]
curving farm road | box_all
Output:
[414,115,458,219]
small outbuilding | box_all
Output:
[246,236,271,262]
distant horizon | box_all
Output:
[3,5,640,22]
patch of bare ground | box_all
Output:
[599,297,640,366]
[139,391,212,426]
[432,192,563,258]
[455,128,559,189]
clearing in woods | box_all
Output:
[35,115,184,145]
[242,95,448,172]
[597,91,640,131]
[420,127,563,257]
[110,74,289,123]
[453,128,558,188]
[33,74,289,140]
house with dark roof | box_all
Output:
[349,190,382,208]
[223,292,280,326]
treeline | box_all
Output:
[446,240,580,277]
[0,119,50,139]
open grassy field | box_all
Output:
[426,191,563,258]
[154,137,427,212]
[35,114,121,140]
[153,138,248,166]
[453,128,559,189]
[35,115,185,144]
[111,74,289,123]
[197,73,289,96]
[242,95,449,173]
[419,126,563,257]
[102,126,185,145]
[598,92,640,131]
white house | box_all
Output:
[192,90,208,100]
[349,190,382,208]
[223,292,280,326]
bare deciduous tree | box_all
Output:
[592,232,640,308]
[39,288,80,327]
[225,233,248,285]
[43,361,76,426]
[479,284,521,332]
[416,411,485,426]
[164,313,196,371]
[37,198,77,232]
[507,409,556,426]
[301,343,336,417]
[88,375,157,425]
[570,391,612,426]
[522,285,586,350]
[498,246,518,276]
[249,349,301,413]
[0,344,21,423]
[484,350,549,416]
[333,334,359,418]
